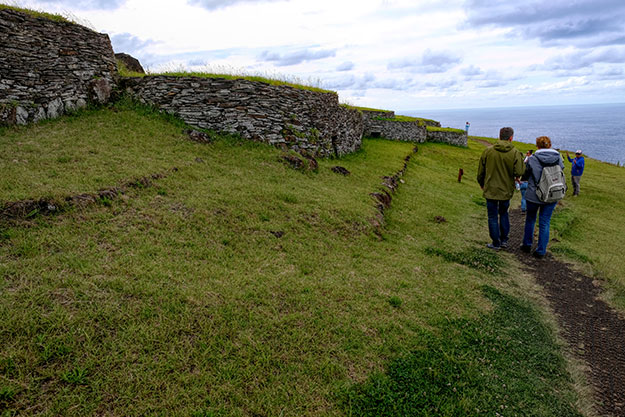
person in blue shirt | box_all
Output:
[566,150,585,196]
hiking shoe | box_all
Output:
[533,251,546,259]
[486,243,501,251]
[520,245,531,253]
[500,240,509,249]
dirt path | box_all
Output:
[506,207,625,416]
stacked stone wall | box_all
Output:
[362,110,426,143]
[0,8,117,125]
[122,76,363,157]
[426,129,468,147]
[371,119,427,143]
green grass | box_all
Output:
[427,126,465,134]
[342,105,393,113]
[130,71,335,94]
[0,97,209,201]
[0,4,71,23]
[341,286,581,416]
[470,135,625,309]
[548,155,625,309]
[0,107,608,415]
[116,59,146,78]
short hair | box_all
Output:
[535,136,551,149]
[499,127,514,140]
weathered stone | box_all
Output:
[0,8,117,126]
[88,78,112,104]
[185,129,212,143]
[331,166,351,175]
[115,52,145,74]
[426,130,468,147]
[123,76,363,157]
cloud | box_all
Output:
[110,32,158,55]
[33,0,126,10]
[544,47,625,70]
[371,78,414,91]
[323,73,375,91]
[187,0,287,11]
[336,61,355,72]
[477,80,508,88]
[463,0,625,47]
[258,48,336,67]
[460,65,484,79]
[596,68,624,79]
[388,49,462,73]
[423,79,459,90]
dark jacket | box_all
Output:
[567,155,585,176]
[522,149,565,204]
[477,141,525,200]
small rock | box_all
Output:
[186,129,212,143]
[331,166,350,176]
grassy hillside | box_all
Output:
[2,104,622,415]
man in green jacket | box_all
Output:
[477,127,525,250]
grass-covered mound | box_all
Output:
[119,68,334,95]
[0,4,71,23]
[427,125,465,134]
[2,104,622,415]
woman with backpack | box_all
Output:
[520,136,566,259]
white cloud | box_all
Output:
[13,0,625,109]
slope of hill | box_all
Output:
[2,102,623,415]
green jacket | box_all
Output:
[477,141,525,200]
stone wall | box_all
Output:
[0,8,117,125]
[122,76,363,157]
[426,129,468,147]
[362,110,426,143]
[360,109,466,146]
[369,119,427,143]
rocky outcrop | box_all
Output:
[115,52,145,74]
[121,76,363,157]
[0,8,117,125]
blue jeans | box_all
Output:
[486,199,510,247]
[520,182,528,211]
[523,201,557,255]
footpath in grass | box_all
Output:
[0,108,587,415]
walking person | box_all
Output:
[566,150,585,196]
[519,150,533,212]
[521,136,565,259]
[477,127,525,250]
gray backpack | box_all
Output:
[536,163,567,203]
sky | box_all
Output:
[7,0,625,110]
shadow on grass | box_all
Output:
[339,286,581,416]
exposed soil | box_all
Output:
[472,138,494,147]
[368,146,418,235]
[507,207,625,416]
[0,168,178,222]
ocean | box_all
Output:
[405,103,625,165]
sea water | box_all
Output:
[405,103,625,165]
